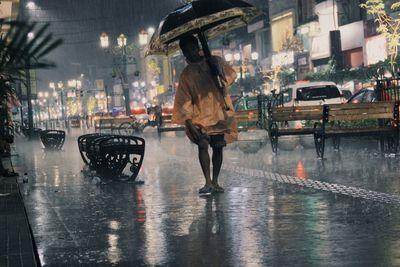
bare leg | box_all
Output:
[198,138,212,186]
[211,147,223,187]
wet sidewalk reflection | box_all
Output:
[13,131,400,266]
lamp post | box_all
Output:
[67,79,82,117]
[50,81,65,128]
[57,81,67,128]
[139,30,149,105]
[31,99,40,127]
[233,52,243,88]
[38,91,51,129]
[100,32,131,116]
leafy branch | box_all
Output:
[360,0,400,66]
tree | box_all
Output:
[360,0,400,67]
[0,19,62,135]
[0,19,62,174]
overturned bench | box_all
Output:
[78,133,145,181]
[40,130,66,150]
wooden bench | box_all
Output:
[153,113,185,139]
[234,109,260,131]
[314,101,400,158]
[94,117,133,133]
[268,105,324,153]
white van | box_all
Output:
[280,81,346,107]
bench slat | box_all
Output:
[272,112,323,121]
[329,107,393,117]
[329,112,394,121]
[272,105,323,113]
[328,102,395,110]
[277,128,315,135]
[158,126,185,132]
[325,126,394,135]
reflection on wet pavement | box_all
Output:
[13,129,400,266]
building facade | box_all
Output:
[265,0,390,91]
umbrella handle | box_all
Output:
[197,31,230,110]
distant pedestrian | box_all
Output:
[85,114,90,129]
[172,35,237,195]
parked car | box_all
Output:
[280,81,346,107]
[279,81,346,149]
[347,88,377,103]
[340,89,353,100]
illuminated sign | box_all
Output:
[272,51,294,68]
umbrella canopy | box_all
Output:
[146,0,262,56]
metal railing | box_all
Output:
[376,77,400,101]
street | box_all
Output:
[11,128,400,266]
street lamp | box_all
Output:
[138,31,148,46]
[31,99,41,126]
[100,32,109,48]
[147,27,155,36]
[100,32,131,116]
[233,51,243,88]
[251,52,259,61]
[26,1,36,9]
[224,53,233,62]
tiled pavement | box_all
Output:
[3,128,400,266]
[0,175,38,267]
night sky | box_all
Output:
[19,0,185,90]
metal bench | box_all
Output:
[40,130,66,150]
[78,134,145,181]
[78,133,103,165]
[314,101,400,158]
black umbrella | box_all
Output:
[146,0,262,55]
[146,0,262,109]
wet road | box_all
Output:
[13,129,400,266]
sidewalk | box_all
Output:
[4,131,400,266]
[0,174,38,267]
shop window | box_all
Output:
[338,0,367,26]
[343,47,363,68]
[298,0,317,24]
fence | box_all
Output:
[376,77,400,101]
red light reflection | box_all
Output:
[296,160,306,180]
